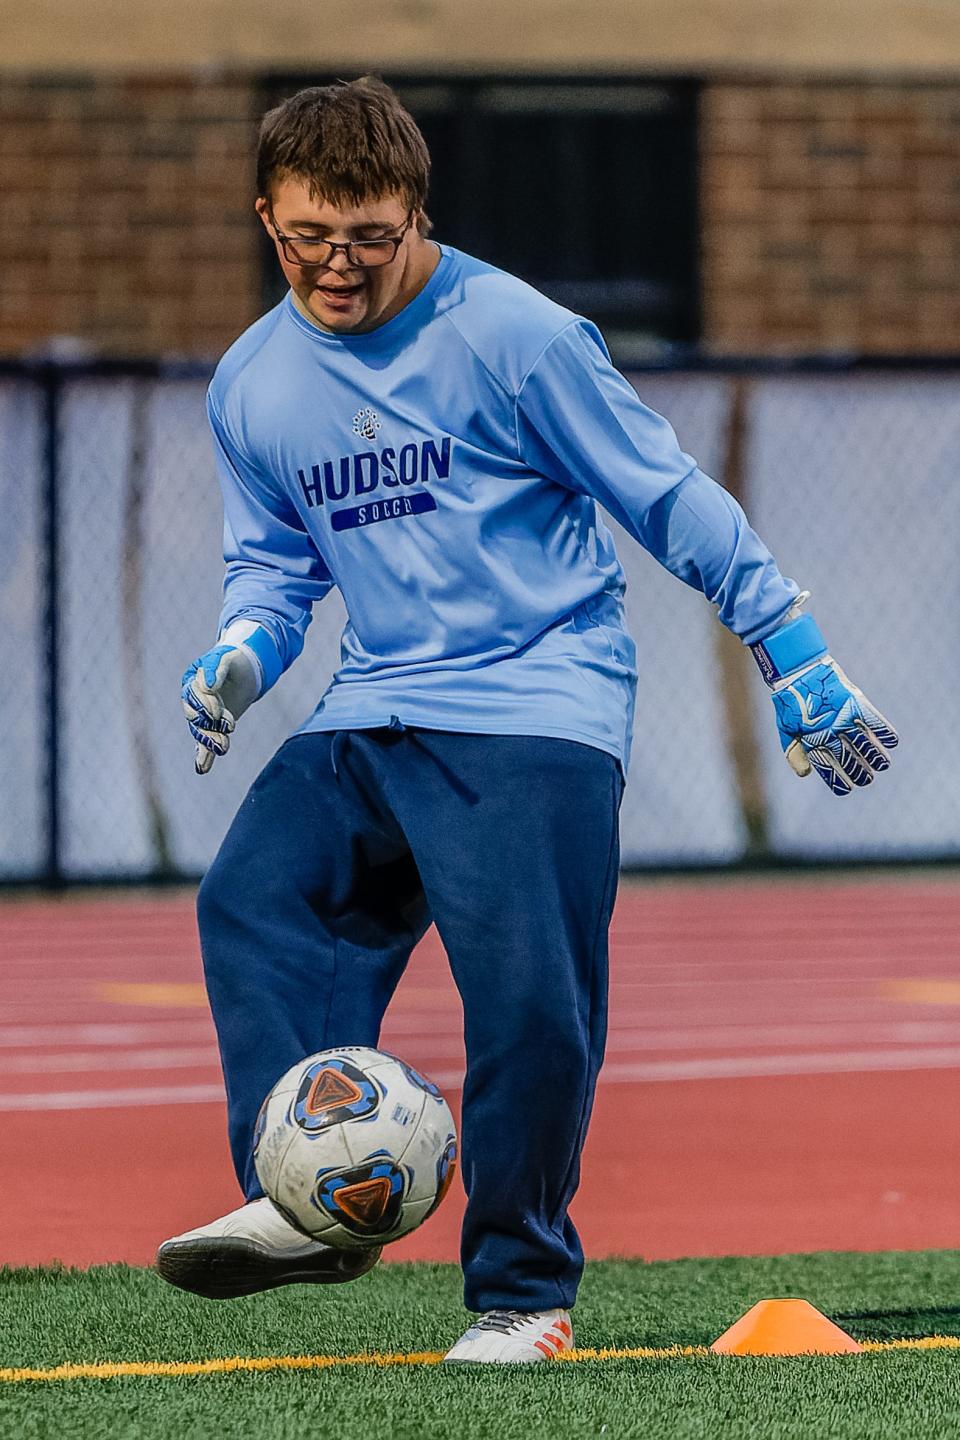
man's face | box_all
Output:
[256,177,421,335]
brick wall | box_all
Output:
[701,82,960,353]
[2,74,959,358]
[0,75,259,357]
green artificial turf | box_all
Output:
[4,1251,960,1439]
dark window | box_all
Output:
[259,75,701,357]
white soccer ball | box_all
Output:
[253,1046,458,1249]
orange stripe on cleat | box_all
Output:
[533,1341,554,1359]
[554,1319,572,1339]
[543,1333,564,1351]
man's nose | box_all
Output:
[326,249,354,274]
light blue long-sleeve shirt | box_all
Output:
[208,244,798,771]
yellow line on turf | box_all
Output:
[861,1335,960,1353]
[0,1352,447,1383]
[4,1335,960,1383]
[557,1346,706,1362]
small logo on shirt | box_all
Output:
[352,407,381,442]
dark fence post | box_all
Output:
[40,364,62,887]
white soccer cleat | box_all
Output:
[443,1308,574,1363]
[156,1197,381,1300]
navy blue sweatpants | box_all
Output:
[197,723,623,1313]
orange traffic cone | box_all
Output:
[710,1299,863,1356]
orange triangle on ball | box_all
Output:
[334,1176,393,1225]
[305,1067,363,1115]
[710,1299,863,1356]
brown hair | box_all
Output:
[257,77,431,221]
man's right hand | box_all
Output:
[180,621,282,774]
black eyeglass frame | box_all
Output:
[268,210,416,269]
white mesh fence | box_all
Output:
[748,375,960,859]
[615,375,746,865]
[0,379,45,877]
[0,364,953,878]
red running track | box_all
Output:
[2,874,960,1267]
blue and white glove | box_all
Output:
[751,601,898,797]
[181,621,282,775]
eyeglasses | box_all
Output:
[269,210,415,269]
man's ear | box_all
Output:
[254,197,272,232]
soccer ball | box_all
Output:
[253,1046,458,1249]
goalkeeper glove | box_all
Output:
[181,620,282,775]
[751,606,899,797]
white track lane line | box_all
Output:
[422,1046,960,1090]
[13,1025,958,1072]
[603,977,938,989]
[0,1022,214,1048]
[596,1047,960,1082]
[0,1047,219,1075]
[0,1085,226,1112]
[603,1022,960,1050]
[7,1046,960,1110]
[380,1021,960,1057]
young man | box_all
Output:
[156,77,897,1362]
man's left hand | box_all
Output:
[752,610,898,797]
[769,657,899,795]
